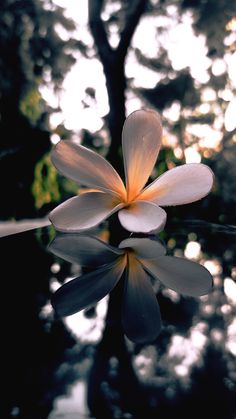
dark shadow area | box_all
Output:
[0,228,77,418]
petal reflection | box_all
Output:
[141,256,213,297]
[49,232,213,343]
[119,237,166,258]
[51,258,126,317]
[49,233,123,267]
[122,254,162,343]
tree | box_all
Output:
[84,0,236,225]
[0,0,77,218]
[89,0,148,171]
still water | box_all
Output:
[0,220,235,418]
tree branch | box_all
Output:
[89,0,148,66]
[117,0,148,61]
[88,0,148,170]
[88,0,113,64]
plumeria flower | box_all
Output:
[49,109,214,233]
[49,233,213,343]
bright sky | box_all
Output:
[52,0,88,24]
[42,1,236,160]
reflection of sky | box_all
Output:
[48,380,89,419]
[168,324,207,378]
[41,1,236,151]
[63,297,108,343]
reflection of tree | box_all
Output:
[0,226,234,417]
[148,225,236,418]
[87,281,148,419]
[49,228,236,417]
[47,222,236,418]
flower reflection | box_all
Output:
[49,109,213,233]
[49,234,213,343]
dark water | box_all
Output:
[0,221,236,419]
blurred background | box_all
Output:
[1,1,236,418]
[1,0,236,225]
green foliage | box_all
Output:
[150,147,182,183]
[138,72,200,111]
[19,87,44,125]
[182,0,236,56]
[60,178,79,198]
[32,153,60,209]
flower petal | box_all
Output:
[139,163,214,206]
[119,237,166,258]
[51,140,126,198]
[122,254,162,343]
[118,201,167,233]
[141,256,213,297]
[122,109,162,200]
[0,218,50,238]
[51,258,126,317]
[49,192,123,232]
[49,233,124,267]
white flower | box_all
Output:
[49,109,214,233]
